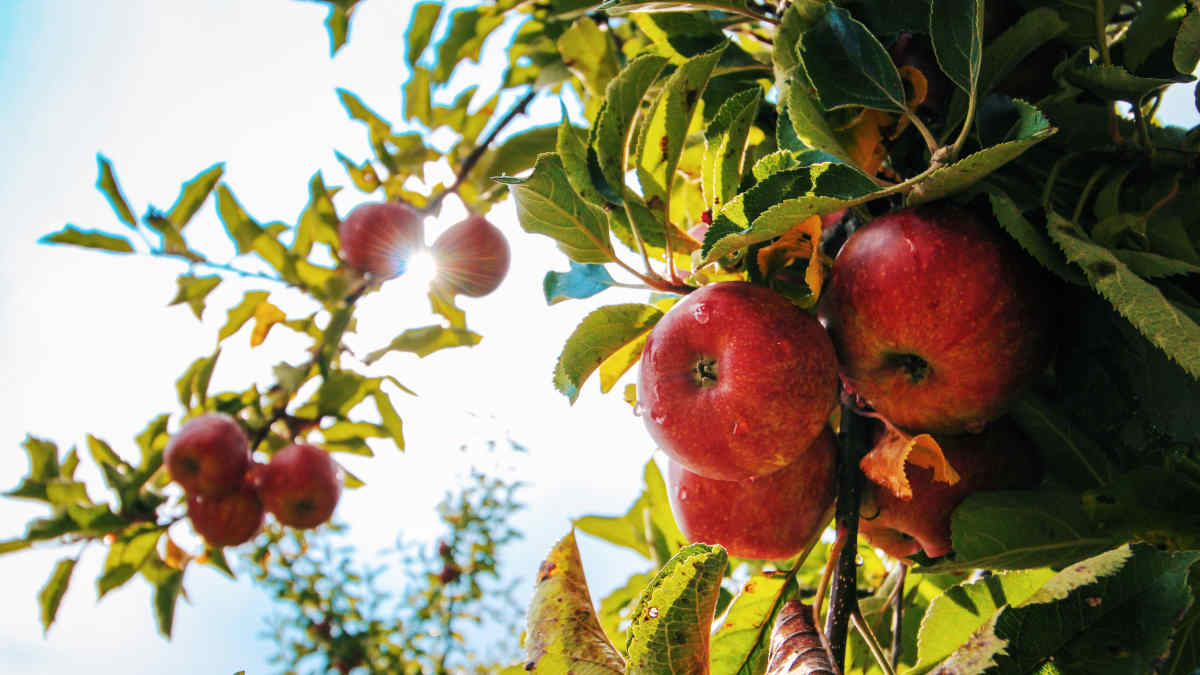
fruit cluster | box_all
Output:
[165,413,342,547]
[642,204,1050,562]
[337,201,510,298]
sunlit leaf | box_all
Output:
[166,163,224,230]
[39,558,77,633]
[553,303,664,403]
[406,2,442,65]
[710,574,791,675]
[218,290,269,342]
[40,226,134,254]
[499,153,615,263]
[94,154,138,229]
[250,299,287,347]
[363,325,482,363]
[523,530,625,673]
[168,274,221,320]
[859,426,957,500]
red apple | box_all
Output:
[164,413,250,497]
[858,421,1041,561]
[187,482,265,547]
[254,443,342,529]
[430,213,510,297]
[639,281,839,481]
[821,205,1053,434]
[667,428,837,560]
[337,201,425,277]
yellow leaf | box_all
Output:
[163,535,191,571]
[250,300,287,347]
[859,422,960,500]
[756,215,827,299]
[624,383,638,409]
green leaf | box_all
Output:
[912,568,1057,673]
[625,543,728,674]
[1113,249,1200,278]
[523,530,625,673]
[40,226,134,254]
[1009,393,1114,489]
[985,188,1085,285]
[558,111,607,206]
[98,524,163,599]
[703,163,879,263]
[145,558,184,638]
[552,303,664,403]
[319,0,362,55]
[937,545,1199,674]
[908,102,1056,206]
[919,491,1121,573]
[201,545,236,579]
[635,43,726,210]
[1123,0,1188,73]
[500,153,615,263]
[576,497,653,560]
[166,162,223,230]
[371,390,405,451]
[930,0,984,96]
[592,54,670,194]
[784,67,854,163]
[363,325,482,363]
[703,87,762,214]
[434,6,505,83]
[334,151,379,193]
[94,155,138,229]
[1048,213,1200,378]
[406,2,442,65]
[543,262,618,305]
[292,173,340,257]
[598,571,655,650]
[168,274,221,320]
[709,574,791,675]
[214,184,265,255]
[39,558,77,633]
[176,350,220,410]
[1175,10,1200,74]
[1063,63,1194,103]
[21,435,60,483]
[218,290,269,342]
[800,5,907,112]
[944,7,1069,132]
[557,17,621,96]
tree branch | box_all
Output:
[824,401,869,672]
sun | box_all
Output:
[403,248,439,289]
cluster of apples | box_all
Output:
[337,200,510,297]
[165,414,342,547]
[642,204,1050,562]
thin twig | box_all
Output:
[425,89,538,214]
[151,250,291,287]
[852,608,897,675]
[891,565,906,669]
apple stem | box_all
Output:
[824,401,870,672]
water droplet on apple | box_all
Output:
[691,303,710,324]
[633,402,645,417]
[651,410,668,425]
[678,489,688,501]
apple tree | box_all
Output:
[6,0,1200,673]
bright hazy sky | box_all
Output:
[1,3,1197,674]
[0,2,650,672]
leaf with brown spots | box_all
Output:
[765,600,834,674]
[859,422,959,500]
[523,530,625,674]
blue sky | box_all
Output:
[0,2,649,672]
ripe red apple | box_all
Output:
[821,205,1053,434]
[430,213,510,297]
[254,443,342,529]
[667,428,837,560]
[164,413,250,497]
[858,421,1041,561]
[337,201,425,277]
[639,281,839,481]
[187,482,265,547]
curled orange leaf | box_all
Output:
[859,422,959,501]
[756,215,827,299]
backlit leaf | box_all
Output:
[40,226,134,254]
[499,153,615,263]
[523,530,625,674]
[859,426,958,500]
[625,543,727,674]
[703,87,762,214]
[94,155,137,229]
[553,303,664,403]
[592,54,670,194]
[250,299,287,347]
[168,274,221,320]
[363,325,482,363]
[406,2,442,65]
[710,574,791,675]
[166,163,223,230]
[39,558,76,633]
[218,290,269,342]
